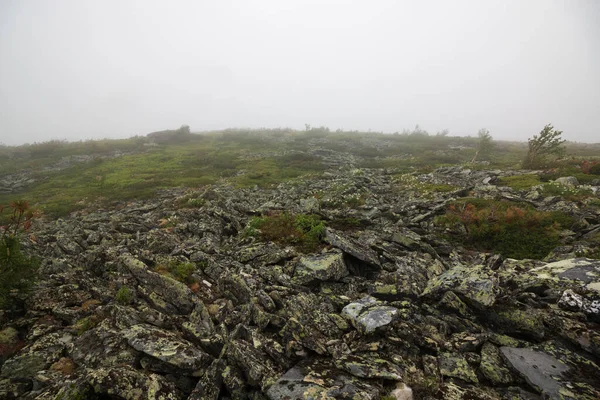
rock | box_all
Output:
[438,352,479,383]
[121,255,198,315]
[422,264,499,308]
[390,383,413,400]
[122,324,212,373]
[555,176,579,187]
[266,359,381,400]
[342,297,399,335]
[500,345,600,399]
[528,258,600,293]
[292,250,349,285]
[479,342,513,385]
[334,353,402,380]
[85,366,182,399]
[325,228,381,272]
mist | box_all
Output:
[1,0,599,146]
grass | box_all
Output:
[1,128,598,218]
[498,174,541,190]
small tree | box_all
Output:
[471,129,494,163]
[523,124,566,169]
[0,200,39,309]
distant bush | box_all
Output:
[436,199,574,259]
[590,163,600,176]
[0,200,40,310]
[245,213,325,252]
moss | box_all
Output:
[498,174,541,190]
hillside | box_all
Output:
[1,129,600,399]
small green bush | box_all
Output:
[245,213,325,252]
[436,199,574,259]
[115,286,133,305]
[153,260,196,284]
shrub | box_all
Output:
[115,286,133,305]
[0,201,40,309]
[245,213,325,252]
[590,163,600,176]
[436,199,574,259]
[153,261,197,284]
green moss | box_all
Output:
[498,174,541,190]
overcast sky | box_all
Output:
[1,0,599,145]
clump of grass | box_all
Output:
[436,198,574,259]
[245,213,325,252]
[498,174,541,190]
[115,286,133,305]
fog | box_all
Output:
[1,0,599,145]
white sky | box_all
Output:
[1,0,599,145]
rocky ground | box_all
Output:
[1,165,599,399]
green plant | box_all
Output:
[154,261,196,284]
[115,286,133,305]
[523,124,566,169]
[0,200,40,309]
[245,213,325,252]
[436,199,574,259]
[498,174,541,190]
[471,128,494,163]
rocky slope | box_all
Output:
[1,166,599,400]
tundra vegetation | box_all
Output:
[1,125,600,399]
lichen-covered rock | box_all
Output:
[0,332,72,379]
[500,344,600,399]
[122,324,212,373]
[422,264,499,308]
[334,353,402,380]
[325,228,381,270]
[266,359,382,400]
[438,352,479,383]
[85,366,183,399]
[292,250,349,285]
[479,342,513,385]
[342,297,399,335]
[120,255,198,315]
